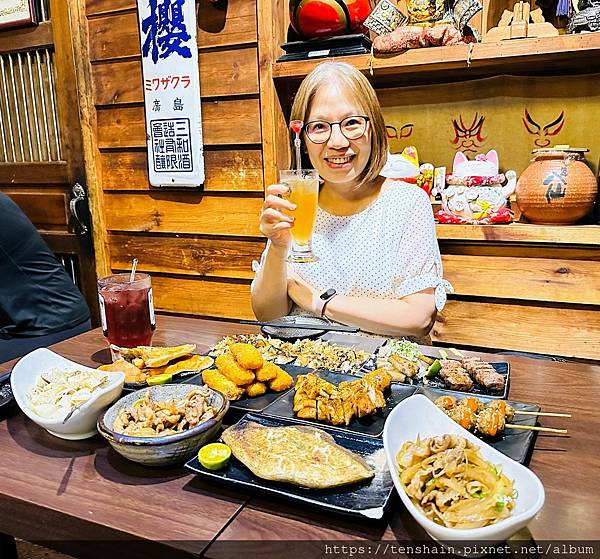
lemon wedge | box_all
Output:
[146,373,173,386]
[198,443,231,470]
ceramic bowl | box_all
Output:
[11,348,125,440]
[383,394,545,550]
[97,384,229,466]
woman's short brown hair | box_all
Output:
[290,61,388,187]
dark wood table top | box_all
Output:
[1,316,599,558]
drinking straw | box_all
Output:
[290,120,303,173]
[129,258,138,282]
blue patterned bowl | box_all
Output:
[97,384,228,466]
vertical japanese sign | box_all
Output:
[137,0,204,186]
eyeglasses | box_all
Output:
[304,116,370,144]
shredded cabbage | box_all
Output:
[387,339,421,361]
[26,368,109,418]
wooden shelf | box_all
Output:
[273,33,600,84]
[436,223,600,245]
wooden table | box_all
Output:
[1,316,599,559]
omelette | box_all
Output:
[221,420,374,489]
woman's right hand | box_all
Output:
[259,183,296,249]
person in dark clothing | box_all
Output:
[0,193,91,363]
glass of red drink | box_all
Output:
[97,273,155,351]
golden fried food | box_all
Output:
[98,359,145,384]
[116,344,197,368]
[255,361,281,382]
[268,368,294,392]
[362,368,392,392]
[245,381,267,397]
[230,343,264,370]
[165,354,213,374]
[215,354,255,386]
[202,369,243,401]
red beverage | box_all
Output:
[97,273,155,348]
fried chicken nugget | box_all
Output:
[215,354,255,386]
[254,361,279,382]
[245,381,267,397]
[202,368,243,401]
[230,343,264,370]
[268,367,294,392]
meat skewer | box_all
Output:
[434,395,568,436]
[434,395,571,418]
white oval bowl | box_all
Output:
[383,394,544,547]
[11,348,125,440]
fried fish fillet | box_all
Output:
[202,368,243,401]
[215,354,255,386]
[221,420,374,489]
[268,367,294,392]
[230,343,264,370]
[254,361,279,382]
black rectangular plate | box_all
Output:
[0,372,16,420]
[416,386,540,464]
[184,413,394,519]
[360,352,510,399]
[261,370,418,438]
[181,364,310,413]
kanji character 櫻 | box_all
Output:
[141,0,193,64]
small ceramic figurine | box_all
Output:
[568,0,600,32]
[436,150,517,224]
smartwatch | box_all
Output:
[316,288,337,318]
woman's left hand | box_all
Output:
[287,272,319,315]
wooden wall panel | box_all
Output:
[432,300,600,360]
[109,233,264,280]
[2,190,69,230]
[151,275,253,320]
[88,0,257,61]
[104,193,263,236]
[442,254,600,305]
[0,162,68,185]
[101,150,263,192]
[92,47,259,105]
[97,99,261,148]
[86,0,131,15]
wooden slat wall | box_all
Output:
[86,0,263,321]
[432,242,600,359]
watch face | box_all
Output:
[320,288,336,300]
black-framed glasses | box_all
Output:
[304,116,370,144]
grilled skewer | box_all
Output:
[434,395,568,436]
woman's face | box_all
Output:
[303,83,372,188]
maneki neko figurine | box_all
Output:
[436,150,517,224]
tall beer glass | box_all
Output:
[280,169,319,263]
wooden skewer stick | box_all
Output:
[514,410,572,418]
[506,423,567,434]
[449,347,464,357]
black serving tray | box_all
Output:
[184,413,394,519]
[416,386,540,464]
[0,371,16,420]
[359,347,510,399]
[182,364,310,413]
[261,370,418,438]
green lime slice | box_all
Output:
[426,359,442,378]
[198,443,231,470]
[146,373,173,386]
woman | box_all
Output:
[251,61,452,338]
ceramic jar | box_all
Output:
[516,149,598,225]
